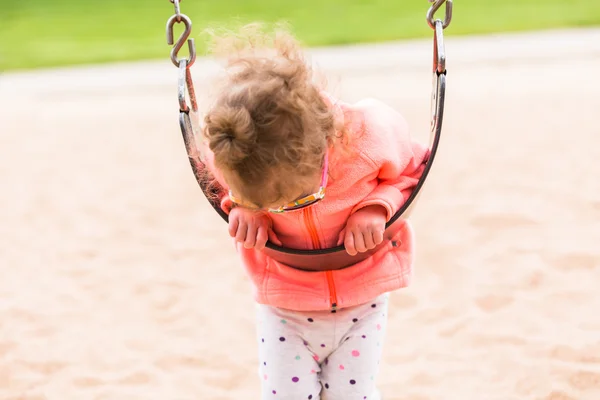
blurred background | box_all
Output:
[1,0,599,71]
[1,1,600,400]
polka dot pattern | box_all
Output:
[256,294,388,399]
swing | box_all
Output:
[164,0,452,271]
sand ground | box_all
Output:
[1,28,600,400]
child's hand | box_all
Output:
[338,205,387,256]
[228,207,282,250]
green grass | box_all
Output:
[1,0,599,71]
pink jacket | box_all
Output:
[207,96,429,312]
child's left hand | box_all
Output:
[337,205,387,256]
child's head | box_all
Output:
[203,24,336,210]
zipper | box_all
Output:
[326,270,338,312]
[303,207,320,249]
[302,207,338,312]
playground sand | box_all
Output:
[1,29,599,399]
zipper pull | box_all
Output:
[330,303,338,313]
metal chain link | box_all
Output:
[427,0,453,29]
[172,0,182,22]
[165,0,196,68]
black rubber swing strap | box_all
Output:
[185,67,443,270]
[167,0,450,271]
[182,54,446,271]
[190,112,441,270]
[177,10,448,271]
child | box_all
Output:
[202,24,428,400]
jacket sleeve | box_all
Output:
[350,99,430,221]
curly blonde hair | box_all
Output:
[202,24,342,209]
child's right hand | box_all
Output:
[228,207,282,250]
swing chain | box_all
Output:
[166,0,199,129]
[427,0,453,30]
[166,0,196,67]
[170,0,182,22]
[427,0,449,136]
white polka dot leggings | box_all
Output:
[256,294,388,400]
